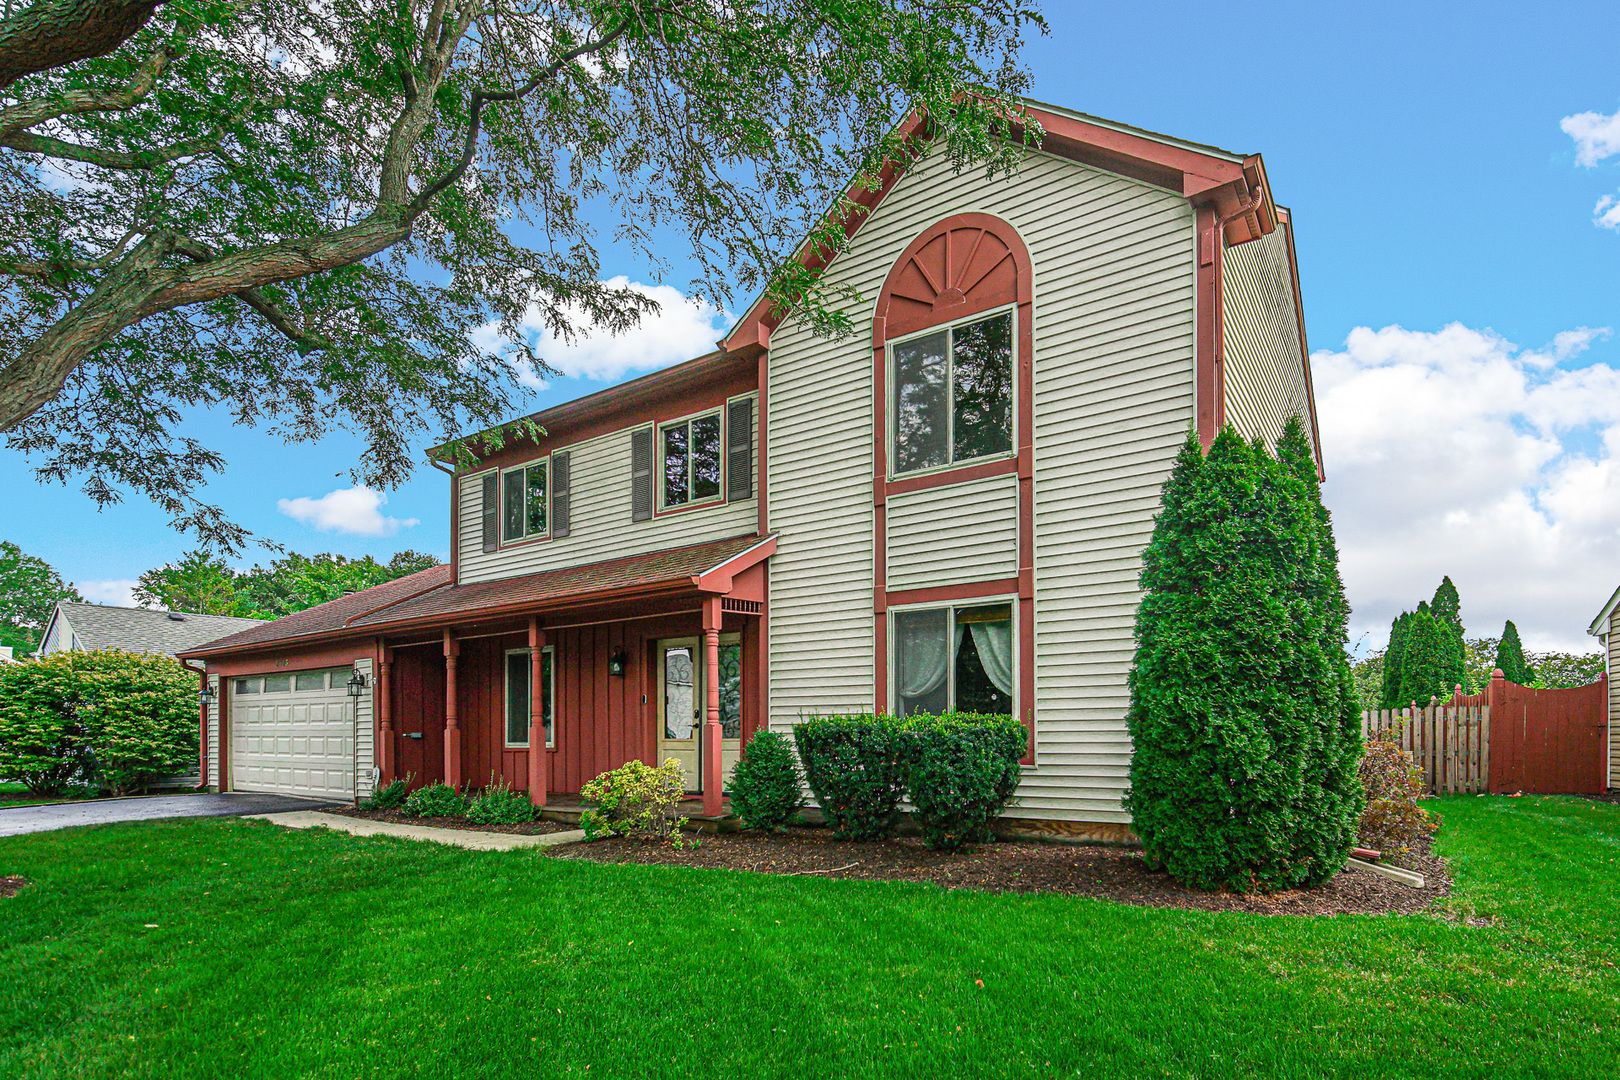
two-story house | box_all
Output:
[182,98,1321,840]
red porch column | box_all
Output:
[528,617,547,807]
[702,596,724,817]
[443,629,462,790]
[377,640,394,784]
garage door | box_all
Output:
[230,667,355,799]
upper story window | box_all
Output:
[661,411,723,509]
[502,461,547,542]
[890,309,1014,475]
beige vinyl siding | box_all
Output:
[354,657,374,799]
[1221,225,1311,453]
[886,473,1018,590]
[767,144,1196,823]
[207,673,221,791]
[457,392,758,583]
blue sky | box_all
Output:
[5,0,1618,651]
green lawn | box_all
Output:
[0,797,1616,1079]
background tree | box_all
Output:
[1428,576,1469,694]
[1526,650,1605,689]
[1494,620,1533,684]
[0,0,1043,551]
[133,548,438,618]
[0,539,82,655]
[1380,612,1411,709]
[1391,609,1451,706]
[1127,425,1358,892]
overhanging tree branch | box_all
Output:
[0,0,166,89]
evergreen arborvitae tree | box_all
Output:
[1429,576,1468,694]
[1381,611,1411,710]
[1393,610,1450,705]
[1495,620,1534,684]
[1127,423,1358,892]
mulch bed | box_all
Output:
[0,876,27,900]
[325,806,577,836]
[548,828,1452,917]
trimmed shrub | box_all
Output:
[1126,424,1362,892]
[465,778,537,825]
[793,713,907,841]
[1357,736,1439,855]
[726,731,804,831]
[359,776,411,811]
[899,712,1024,851]
[0,650,197,795]
[402,782,466,818]
[579,759,686,838]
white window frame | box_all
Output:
[657,407,726,512]
[500,457,551,545]
[885,303,1018,480]
[887,594,1018,719]
[503,645,556,749]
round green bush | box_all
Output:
[464,780,537,825]
[793,714,906,841]
[726,731,803,830]
[401,782,466,818]
[899,712,1024,851]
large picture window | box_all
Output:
[661,411,723,508]
[892,602,1014,719]
[890,310,1014,475]
[504,647,555,747]
[502,461,548,542]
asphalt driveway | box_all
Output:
[0,793,341,837]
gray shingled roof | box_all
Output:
[52,602,267,659]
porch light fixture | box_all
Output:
[346,670,368,698]
[608,649,628,677]
[198,683,216,706]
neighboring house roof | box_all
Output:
[1590,585,1620,638]
[42,602,268,659]
[183,535,772,658]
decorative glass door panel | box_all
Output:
[656,635,743,794]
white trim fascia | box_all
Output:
[1589,584,1620,637]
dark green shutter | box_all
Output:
[630,428,653,522]
[480,474,498,552]
[727,397,753,501]
[551,452,571,537]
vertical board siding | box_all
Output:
[767,146,1196,822]
[456,393,758,584]
[1221,227,1311,452]
[886,473,1019,589]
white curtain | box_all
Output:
[895,610,953,699]
[969,620,1015,698]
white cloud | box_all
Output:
[276,486,418,537]
[75,579,139,606]
[1314,323,1620,654]
[1595,193,1620,230]
[1561,107,1620,166]
[473,276,733,384]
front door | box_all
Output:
[657,636,743,793]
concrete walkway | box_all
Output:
[0,792,338,837]
[248,810,585,851]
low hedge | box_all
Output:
[793,713,908,841]
[794,712,1024,847]
[0,650,198,795]
[900,712,1026,851]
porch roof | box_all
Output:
[182,534,772,659]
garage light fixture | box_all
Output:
[608,649,628,677]
[198,684,216,706]
[346,670,368,698]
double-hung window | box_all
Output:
[505,647,555,747]
[660,411,723,509]
[890,310,1014,475]
[892,602,1015,719]
[502,460,548,542]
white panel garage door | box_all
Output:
[230,668,354,799]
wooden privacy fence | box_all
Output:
[1362,669,1610,797]
[1362,705,1489,795]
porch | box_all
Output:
[358,534,773,817]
